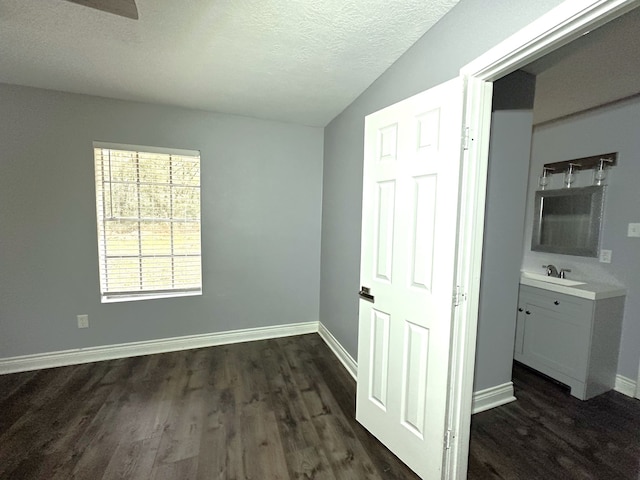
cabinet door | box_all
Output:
[522,302,590,381]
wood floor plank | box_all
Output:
[284,445,335,480]
[154,366,208,466]
[101,436,162,480]
[234,341,271,414]
[261,339,324,454]
[241,410,291,480]
[194,407,228,480]
[151,455,198,480]
[195,344,245,480]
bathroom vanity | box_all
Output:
[515,272,626,400]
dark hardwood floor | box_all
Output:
[468,362,640,480]
[0,334,418,480]
[1,335,639,479]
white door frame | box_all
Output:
[446,0,640,478]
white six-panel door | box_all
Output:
[356,78,465,479]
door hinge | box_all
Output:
[453,285,467,307]
[463,126,471,150]
[444,429,453,450]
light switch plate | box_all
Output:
[628,223,640,237]
[599,249,612,263]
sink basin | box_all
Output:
[520,272,586,286]
[520,271,626,300]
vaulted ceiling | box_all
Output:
[0,0,459,126]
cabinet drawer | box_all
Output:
[518,285,593,321]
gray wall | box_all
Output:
[473,110,534,392]
[319,0,565,360]
[0,83,324,359]
[492,71,536,111]
[522,96,640,380]
[474,72,536,392]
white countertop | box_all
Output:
[520,272,626,300]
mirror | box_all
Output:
[531,186,605,257]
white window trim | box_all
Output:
[93,141,202,303]
[94,141,199,158]
[101,290,202,304]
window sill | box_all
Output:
[101,290,202,304]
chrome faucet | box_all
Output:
[542,264,572,278]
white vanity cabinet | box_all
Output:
[515,284,625,400]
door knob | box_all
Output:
[358,286,375,303]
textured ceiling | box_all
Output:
[0,0,459,126]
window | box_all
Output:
[94,142,202,302]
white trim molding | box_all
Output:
[318,322,357,380]
[472,382,517,415]
[461,0,640,81]
[614,374,637,398]
[0,321,318,375]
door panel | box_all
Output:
[417,109,440,153]
[378,123,399,162]
[369,308,391,409]
[410,174,437,291]
[357,77,465,479]
[374,180,396,283]
[401,321,429,437]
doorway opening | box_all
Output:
[447,1,640,478]
[458,2,640,480]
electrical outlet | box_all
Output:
[77,314,89,328]
[599,249,612,264]
[628,223,640,237]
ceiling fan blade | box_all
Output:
[65,0,139,20]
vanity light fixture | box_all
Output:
[540,152,617,190]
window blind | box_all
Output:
[94,144,202,301]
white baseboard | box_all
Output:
[0,321,319,375]
[614,374,637,398]
[318,322,357,380]
[472,382,516,414]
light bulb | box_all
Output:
[593,158,609,186]
[538,167,553,190]
[564,163,579,188]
